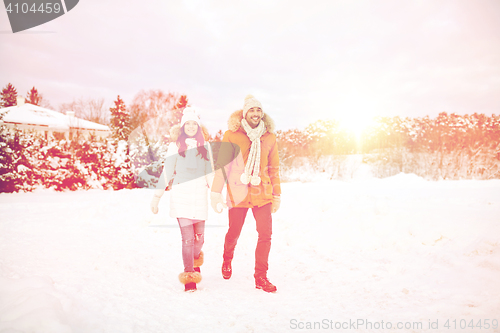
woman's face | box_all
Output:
[184,120,199,137]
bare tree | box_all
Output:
[128,90,187,144]
[86,98,107,124]
[59,97,108,125]
[38,94,54,110]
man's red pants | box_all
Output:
[223,203,272,279]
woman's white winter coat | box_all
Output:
[155,142,214,220]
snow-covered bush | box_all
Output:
[28,138,87,191]
[362,113,500,180]
[0,132,148,192]
[2,112,499,192]
[130,139,169,189]
[277,112,500,181]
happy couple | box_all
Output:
[150,94,281,293]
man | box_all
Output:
[210,94,281,293]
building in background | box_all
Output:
[0,96,110,140]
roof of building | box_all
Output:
[0,101,109,132]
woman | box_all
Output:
[150,107,214,292]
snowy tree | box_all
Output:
[25,87,42,105]
[361,116,409,153]
[1,83,18,108]
[276,129,310,158]
[304,119,356,155]
[110,95,131,143]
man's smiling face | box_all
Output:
[245,107,263,128]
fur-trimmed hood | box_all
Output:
[169,124,210,142]
[227,110,275,134]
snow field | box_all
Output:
[0,174,499,332]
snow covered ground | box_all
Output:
[1,173,500,332]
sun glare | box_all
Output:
[339,114,375,138]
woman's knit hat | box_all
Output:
[242,95,263,118]
[180,107,201,127]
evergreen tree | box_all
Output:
[26,87,42,105]
[1,83,18,108]
[0,109,33,192]
[0,110,13,191]
[109,95,131,143]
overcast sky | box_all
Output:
[1,0,499,133]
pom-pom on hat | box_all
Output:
[242,94,263,118]
[180,107,201,127]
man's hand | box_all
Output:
[151,195,161,214]
[271,195,281,213]
[210,192,227,213]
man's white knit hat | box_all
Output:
[180,107,201,127]
[242,95,263,118]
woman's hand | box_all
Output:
[151,194,162,214]
[210,192,227,213]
